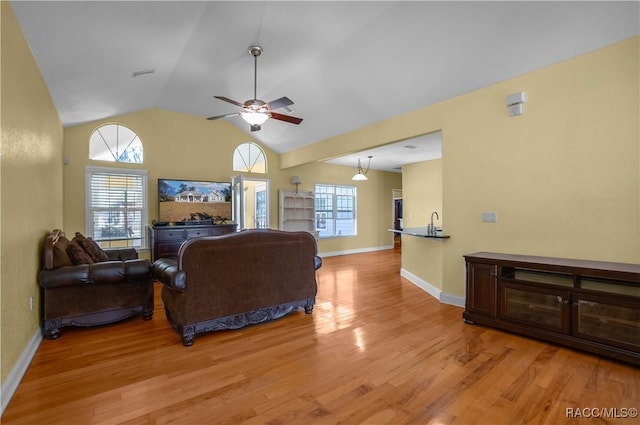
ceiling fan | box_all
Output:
[207,46,303,132]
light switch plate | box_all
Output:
[482,212,498,222]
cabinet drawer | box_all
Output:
[186,228,211,238]
[156,229,185,241]
[157,242,182,257]
[210,227,233,236]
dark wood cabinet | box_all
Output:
[465,262,497,318]
[149,224,237,261]
[499,281,572,334]
[464,252,640,365]
[573,293,640,353]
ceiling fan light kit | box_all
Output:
[241,111,269,126]
[207,46,303,131]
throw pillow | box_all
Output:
[52,234,73,268]
[74,232,109,262]
[67,239,94,265]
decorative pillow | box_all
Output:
[66,239,94,265]
[74,232,109,262]
[52,234,73,268]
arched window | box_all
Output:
[89,123,143,163]
[233,142,267,173]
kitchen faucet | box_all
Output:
[429,211,439,234]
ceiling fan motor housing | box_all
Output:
[244,99,269,113]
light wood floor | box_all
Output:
[3,249,639,425]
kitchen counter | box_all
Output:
[388,227,450,239]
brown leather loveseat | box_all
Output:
[39,229,154,339]
[151,229,322,346]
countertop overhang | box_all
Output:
[388,227,450,239]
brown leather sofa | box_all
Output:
[151,229,322,346]
[39,230,154,339]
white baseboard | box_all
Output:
[400,268,442,300]
[1,329,42,415]
[319,245,393,258]
[440,292,465,308]
[400,267,465,308]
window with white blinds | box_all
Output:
[85,166,148,249]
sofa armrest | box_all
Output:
[314,256,322,271]
[151,259,186,291]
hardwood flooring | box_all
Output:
[3,249,639,424]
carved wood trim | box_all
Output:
[166,298,315,346]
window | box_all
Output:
[85,166,148,249]
[314,184,357,238]
[89,123,143,163]
[233,142,267,173]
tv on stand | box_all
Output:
[157,178,232,225]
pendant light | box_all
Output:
[352,156,372,181]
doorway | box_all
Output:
[392,189,403,249]
[232,175,270,230]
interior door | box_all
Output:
[231,175,245,230]
[252,181,268,228]
[231,176,270,230]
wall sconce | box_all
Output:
[291,176,301,193]
[352,156,372,181]
[506,91,526,117]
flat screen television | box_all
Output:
[157,178,232,224]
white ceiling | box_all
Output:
[10,1,639,171]
[326,131,442,173]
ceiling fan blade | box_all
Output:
[270,112,303,125]
[214,96,245,108]
[250,124,261,132]
[267,96,294,110]
[206,112,241,120]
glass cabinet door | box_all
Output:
[573,294,640,352]
[499,281,571,334]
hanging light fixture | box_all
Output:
[241,110,270,126]
[352,156,372,181]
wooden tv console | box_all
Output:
[463,252,640,365]
[149,223,237,262]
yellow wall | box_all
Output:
[441,36,639,297]
[401,159,444,289]
[284,161,402,254]
[1,2,63,383]
[63,108,252,242]
[282,36,640,298]
[402,159,443,229]
[62,108,402,256]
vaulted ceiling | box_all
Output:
[11,1,639,171]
